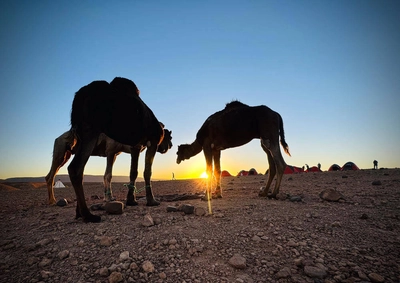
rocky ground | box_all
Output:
[0,169,399,283]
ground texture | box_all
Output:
[1,169,399,283]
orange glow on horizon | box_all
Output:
[200,171,208,179]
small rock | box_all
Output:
[99,236,113,246]
[289,196,302,202]
[108,271,123,283]
[105,201,124,214]
[304,265,327,279]
[179,204,195,214]
[142,260,155,273]
[368,272,384,283]
[159,272,167,279]
[58,250,69,260]
[331,221,341,227]
[360,213,369,220]
[195,206,206,216]
[40,270,53,279]
[371,180,382,186]
[99,267,109,277]
[319,189,343,202]
[142,214,154,227]
[228,254,246,269]
[294,257,304,266]
[56,198,68,207]
[251,235,261,242]
[276,267,291,279]
[38,257,52,268]
[166,206,178,212]
[119,251,129,261]
[130,262,138,270]
[91,203,105,211]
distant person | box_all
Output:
[172,172,176,180]
[373,160,378,170]
[317,163,321,170]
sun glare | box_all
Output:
[200,172,208,179]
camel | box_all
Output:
[45,127,172,205]
[68,77,171,223]
[176,101,290,201]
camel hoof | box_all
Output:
[146,199,160,206]
[83,213,102,223]
[126,200,139,206]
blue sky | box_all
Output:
[1,0,399,180]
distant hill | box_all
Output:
[3,175,140,183]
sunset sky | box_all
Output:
[1,1,399,181]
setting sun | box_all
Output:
[200,172,208,179]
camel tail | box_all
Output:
[278,114,291,157]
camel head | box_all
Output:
[157,129,173,154]
[176,144,191,164]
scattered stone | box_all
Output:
[179,204,195,214]
[105,201,124,214]
[91,203,105,211]
[195,206,206,216]
[294,257,304,266]
[142,213,154,227]
[319,189,344,202]
[342,175,348,178]
[159,272,167,279]
[287,177,293,181]
[360,213,369,220]
[40,270,53,280]
[166,205,178,212]
[99,267,109,277]
[251,235,261,242]
[228,254,246,269]
[57,250,69,260]
[304,265,327,279]
[142,260,155,273]
[130,262,138,270]
[56,198,68,207]
[276,267,291,279]
[331,221,341,227]
[371,180,382,186]
[108,271,123,283]
[38,257,52,268]
[368,272,384,283]
[99,236,113,246]
[289,195,302,202]
[119,251,129,261]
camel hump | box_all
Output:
[225,100,248,110]
[110,77,140,97]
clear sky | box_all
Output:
[1,0,399,180]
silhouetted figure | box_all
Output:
[373,160,378,170]
[172,172,176,180]
[318,163,321,170]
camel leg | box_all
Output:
[144,143,160,206]
[203,146,213,201]
[68,135,101,223]
[103,154,116,202]
[268,143,287,198]
[259,140,277,197]
[45,135,73,205]
[212,150,222,198]
[126,147,140,206]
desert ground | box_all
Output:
[0,169,399,283]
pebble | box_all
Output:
[57,250,69,260]
[319,189,343,202]
[142,213,154,227]
[179,204,195,214]
[304,265,327,279]
[108,271,123,283]
[99,236,113,246]
[368,272,385,283]
[228,254,246,269]
[99,267,109,277]
[119,251,129,261]
[276,267,291,279]
[56,198,68,207]
[371,180,382,186]
[142,260,155,273]
[195,206,206,216]
[166,206,178,212]
[105,201,124,214]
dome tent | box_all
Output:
[341,162,359,171]
[221,170,232,177]
[328,164,341,171]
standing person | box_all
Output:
[373,160,378,170]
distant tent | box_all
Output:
[284,165,305,174]
[248,168,258,175]
[328,164,341,171]
[341,162,359,171]
[306,166,322,173]
[54,180,65,188]
[237,170,249,176]
[221,170,232,177]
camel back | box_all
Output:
[70,78,163,147]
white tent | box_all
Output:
[54,180,65,188]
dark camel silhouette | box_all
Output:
[176,101,290,201]
[68,77,171,222]
[45,127,172,205]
